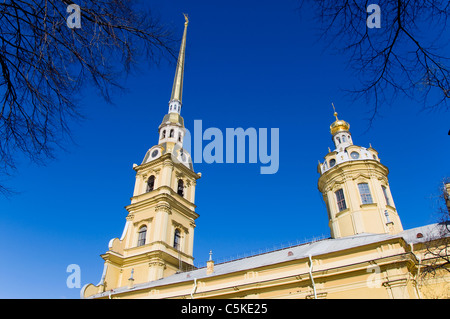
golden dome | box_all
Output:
[330,112,350,135]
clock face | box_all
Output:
[350,152,360,159]
[151,149,159,158]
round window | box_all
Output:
[350,152,360,159]
[151,149,159,158]
[329,159,336,167]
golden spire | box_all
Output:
[170,14,189,104]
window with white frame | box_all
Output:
[137,226,147,247]
[358,183,373,204]
[173,229,181,250]
[335,189,347,212]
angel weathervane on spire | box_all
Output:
[183,13,189,26]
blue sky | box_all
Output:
[0,0,449,298]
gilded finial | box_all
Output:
[332,103,339,120]
[183,13,189,26]
[329,102,350,135]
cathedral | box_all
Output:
[81,16,450,299]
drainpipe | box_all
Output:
[416,256,422,299]
[308,254,317,299]
[190,278,198,299]
[409,243,422,299]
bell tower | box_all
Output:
[317,106,403,239]
[83,15,201,296]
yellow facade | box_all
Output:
[83,224,449,299]
[82,17,450,299]
[83,150,201,297]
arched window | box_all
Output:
[358,183,373,204]
[336,137,341,143]
[137,226,147,247]
[342,136,346,142]
[177,179,184,197]
[146,175,155,192]
[178,132,182,142]
[173,229,181,250]
[161,130,166,139]
[335,189,347,212]
[170,129,174,138]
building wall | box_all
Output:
[83,235,450,299]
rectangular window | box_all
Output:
[382,186,392,206]
[173,229,181,250]
[335,189,347,212]
[137,230,146,247]
[358,183,373,204]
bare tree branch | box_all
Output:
[0,0,177,193]
[421,178,450,280]
[304,0,450,123]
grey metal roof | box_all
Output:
[398,222,449,244]
[90,222,448,298]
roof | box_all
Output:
[88,223,449,298]
[398,222,449,244]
